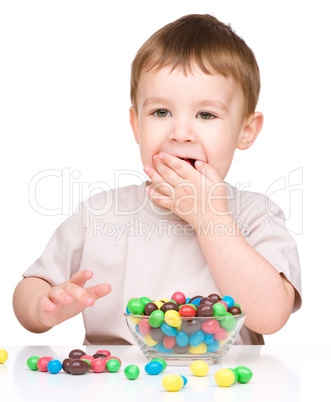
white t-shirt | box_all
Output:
[23,180,302,345]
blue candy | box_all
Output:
[144,361,163,375]
[203,333,215,345]
[47,359,62,374]
[221,295,234,309]
[180,375,188,387]
[161,322,178,337]
[176,331,189,347]
[189,330,204,346]
[206,339,220,352]
[190,298,202,307]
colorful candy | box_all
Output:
[125,292,244,357]
[69,359,89,375]
[37,356,53,372]
[214,368,236,387]
[27,356,39,371]
[162,374,184,392]
[235,366,253,383]
[190,360,209,377]
[124,364,140,380]
[0,349,8,364]
[144,361,163,375]
[106,358,121,373]
[47,359,62,374]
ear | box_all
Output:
[129,106,140,144]
[237,112,264,150]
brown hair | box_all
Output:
[130,14,260,119]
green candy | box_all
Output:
[150,358,167,372]
[235,366,253,384]
[148,310,164,328]
[213,303,227,317]
[124,364,140,380]
[139,296,152,307]
[27,356,39,371]
[106,359,121,373]
[220,312,237,331]
[228,368,239,382]
[127,298,145,315]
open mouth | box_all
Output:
[179,157,197,168]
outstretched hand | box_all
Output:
[37,270,111,328]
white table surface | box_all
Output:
[0,345,329,402]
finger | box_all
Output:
[146,185,174,210]
[144,165,174,197]
[194,160,223,183]
[85,283,112,300]
[62,282,95,306]
[39,295,57,313]
[48,286,74,305]
[69,270,93,287]
[155,153,196,181]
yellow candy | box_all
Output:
[144,334,158,346]
[190,360,209,377]
[214,368,236,387]
[129,316,141,325]
[162,374,184,392]
[0,349,8,364]
[164,310,182,328]
[189,343,207,354]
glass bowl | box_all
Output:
[124,313,246,365]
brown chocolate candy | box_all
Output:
[144,302,158,316]
[229,306,242,315]
[150,327,165,342]
[160,302,179,313]
[181,319,202,334]
[196,304,214,317]
[208,293,222,303]
[199,297,215,306]
[173,344,190,354]
[68,349,85,359]
[93,353,107,359]
[68,359,89,375]
[62,358,73,373]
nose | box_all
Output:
[168,116,196,143]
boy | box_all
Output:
[13,14,301,345]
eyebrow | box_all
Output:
[142,97,229,113]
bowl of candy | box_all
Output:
[124,291,246,365]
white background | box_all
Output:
[0,0,329,346]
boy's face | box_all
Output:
[130,64,249,180]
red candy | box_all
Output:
[214,327,228,341]
[179,304,196,317]
[96,349,111,357]
[80,355,94,364]
[37,356,53,372]
[201,319,220,334]
[138,318,152,335]
[163,336,177,349]
[217,301,228,311]
[91,358,106,373]
[171,291,186,306]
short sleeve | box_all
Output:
[245,200,302,313]
[22,204,86,286]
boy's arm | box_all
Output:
[13,270,111,333]
[195,214,295,335]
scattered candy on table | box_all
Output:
[190,360,209,377]
[124,364,140,380]
[162,374,185,392]
[0,349,8,364]
[125,291,244,356]
[214,366,253,387]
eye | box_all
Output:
[197,111,215,120]
[153,109,171,118]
